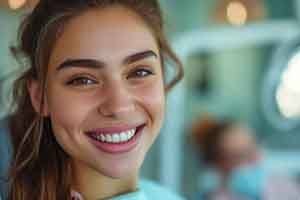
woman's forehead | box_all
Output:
[222,127,256,150]
[48,5,159,69]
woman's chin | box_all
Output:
[93,163,140,180]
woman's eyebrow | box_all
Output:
[123,50,158,64]
[56,59,105,71]
[56,50,158,72]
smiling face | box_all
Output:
[29,5,165,180]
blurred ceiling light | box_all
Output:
[276,85,300,118]
[276,52,300,118]
[214,0,265,26]
[8,0,27,10]
[226,1,247,26]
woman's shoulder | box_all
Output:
[139,179,186,200]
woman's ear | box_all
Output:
[27,79,49,116]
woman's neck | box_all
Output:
[71,160,138,200]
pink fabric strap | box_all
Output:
[71,190,84,200]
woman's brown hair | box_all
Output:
[8,1,183,200]
[191,118,233,165]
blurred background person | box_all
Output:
[191,117,300,200]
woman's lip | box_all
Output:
[86,123,145,135]
[87,125,145,154]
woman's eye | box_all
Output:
[66,77,98,86]
[128,68,154,79]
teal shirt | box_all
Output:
[72,179,185,200]
[111,180,185,200]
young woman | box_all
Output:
[8,0,184,199]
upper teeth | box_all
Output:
[93,128,136,143]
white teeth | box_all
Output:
[96,135,102,141]
[100,134,105,142]
[106,134,112,142]
[92,128,137,143]
[128,129,135,138]
[120,132,128,142]
[112,134,120,143]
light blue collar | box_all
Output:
[72,188,147,200]
[109,189,147,200]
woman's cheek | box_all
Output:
[136,80,165,123]
[46,84,94,132]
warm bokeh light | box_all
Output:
[226,1,248,26]
[276,52,300,118]
[8,0,27,10]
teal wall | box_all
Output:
[158,0,298,143]
[0,9,20,117]
[159,0,217,33]
[266,0,294,19]
[159,1,264,126]
[0,9,19,75]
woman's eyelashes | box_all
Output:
[127,67,155,79]
[66,76,98,87]
[64,66,156,87]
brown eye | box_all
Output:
[66,77,98,86]
[127,68,154,79]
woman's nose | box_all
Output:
[97,82,136,118]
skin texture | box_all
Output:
[28,5,165,200]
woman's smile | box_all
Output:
[85,123,146,154]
